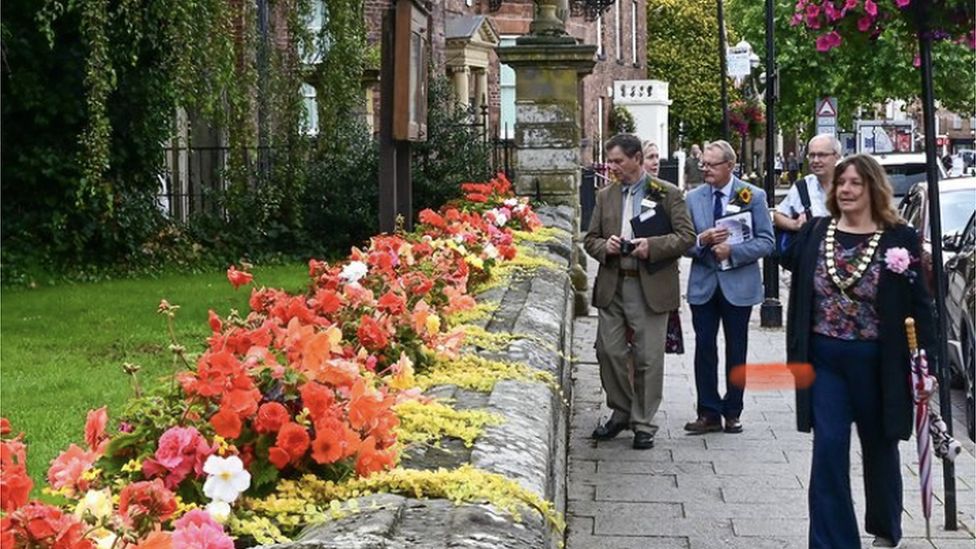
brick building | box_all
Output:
[363,0,646,164]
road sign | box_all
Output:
[727,46,752,78]
[815,97,838,137]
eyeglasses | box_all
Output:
[699,160,730,170]
[807,152,836,159]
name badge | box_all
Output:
[726,204,742,214]
[639,209,656,222]
[640,198,657,210]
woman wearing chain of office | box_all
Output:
[780,154,936,548]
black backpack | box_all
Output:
[774,180,813,256]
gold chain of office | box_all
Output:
[824,219,883,293]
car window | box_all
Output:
[940,189,976,236]
[884,164,930,197]
[962,214,976,249]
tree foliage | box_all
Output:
[726,0,976,136]
[646,0,739,148]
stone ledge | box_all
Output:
[263,206,576,549]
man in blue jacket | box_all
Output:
[683,140,774,434]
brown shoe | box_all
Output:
[684,417,722,434]
[723,417,743,434]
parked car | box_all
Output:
[873,152,948,199]
[944,211,976,441]
[898,177,976,264]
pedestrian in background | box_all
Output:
[780,154,936,549]
[773,134,841,253]
[584,134,696,450]
[787,151,800,184]
[684,144,704,188]
[642,141,661,179]
[683,140,774,435]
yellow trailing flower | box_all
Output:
[417,353,556,393]
[394,399,504,448]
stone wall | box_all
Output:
[263,205,577,549]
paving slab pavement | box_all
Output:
[567,257,976,549]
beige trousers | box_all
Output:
[595,277,668,434]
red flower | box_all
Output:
[356,315,389,352]
[208,310,223,333]
[255,402,290,434]
[376,290,406,316]
[47,444,97,496]
[268,447,291,470]
[226,265,253,290]
[418,209,447,229]
[84,406,108,453]
[310,419,359,465]
[299,382,335,422]
[210,409,242,440]
[1,502,93,549]
[220,388,260,419]
[275,422,310,462]
[313,288,342,314]
[354,435,397,476]
[1,418,10,435]
[118,479,177,531]
[1,439,32,512]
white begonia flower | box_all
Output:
[203,455,251,503]
[206,500,232,524]
[93,530,118,549]
[493,211,508,227]
[503,198,518,207]
[75,488,113,520]
[453,234,465,244]
[339,261,368,283]
[483,243,499,259]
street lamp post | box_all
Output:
[759,0,782,328]
[717,0,730,141]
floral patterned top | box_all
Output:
[812,232,882,340]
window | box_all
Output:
[952,115,962,130]
[615,3,622,61]
[300,0,330,64]
[499,36,517,139]
[301,83,319,136]
[596,14,603,57]
[630,0,637,64]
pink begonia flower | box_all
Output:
[913,54,921,67]
[845,0,859,8]
[806,12,822,29]
[805,2,821,18]
[172,509,234,549]
[857,15,874,32]
[141,426,214,490]
[47,444,98,495]
[790,11,804,26]
[824,2,842,22]
[884,247,911,274]
[816,31,843,52]
[864,0,878,17]
[84,406,108,453]
[895,0,911,7]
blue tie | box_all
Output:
[713,190,724,220]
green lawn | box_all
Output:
[1,263,310,485]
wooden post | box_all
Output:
[378,10,398,234]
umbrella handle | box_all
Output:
[905,317,918,354]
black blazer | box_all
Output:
[781,218,936,440]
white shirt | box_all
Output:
[776,174,830,218]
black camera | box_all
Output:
[619,239,635,256]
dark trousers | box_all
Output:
[689,288,752,420]
[809,335,903,549]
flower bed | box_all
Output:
[1,175,576,548]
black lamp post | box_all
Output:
[759,0,781,328]
[915,2,958,530]
[717,0,730,141]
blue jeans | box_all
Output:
[689,288,752,420]
[809,335,902,548]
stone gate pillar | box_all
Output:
[498,25,596,316]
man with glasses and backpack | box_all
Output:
[773,134,842,253]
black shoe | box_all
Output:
[591,419,629,440]
[723,417,743,434]
[871,536,898,548]
[683,417,723,434]
[632,431,654,449]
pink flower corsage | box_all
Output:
[884,246,917,282]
